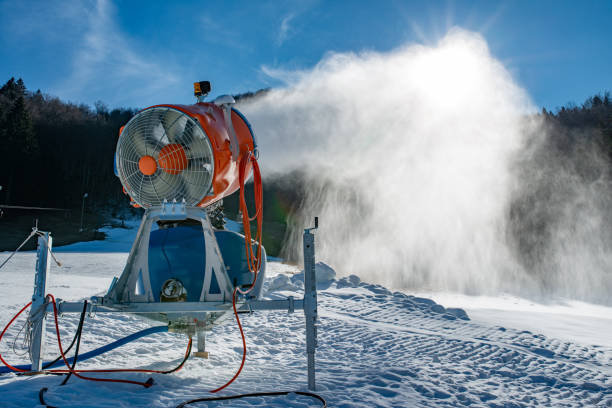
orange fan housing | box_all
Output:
[118,101,256,208]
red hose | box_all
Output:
[210,151,263,393]
[209,288,245,393]
[0,301,32,372]
[238,151,263,278]
[1,296,190,387]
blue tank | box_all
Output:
[147,225,266,302]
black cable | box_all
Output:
[60,300,87,385]
[38,387,57,408]
[160,338,192,374]
[37,302,88,407]
[175,390,327,408]
[36,337,189,408]
[42,301,88,370]
[38,340,322,408]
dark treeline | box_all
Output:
[0,78,136,212]
[509,93,612,279]
[542,93,612,161]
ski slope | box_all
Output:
[0,224,610,407]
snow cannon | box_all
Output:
[106,81,266,333]
[115,82,258,209]
[4,82,320,393]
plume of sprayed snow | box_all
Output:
[239,29,612,302]
[509,122,612,303]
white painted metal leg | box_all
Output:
[197,331,206,352]
[29,232,52,372]
[303,219,318,391]
[193,320,209,358]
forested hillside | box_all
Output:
[0,78,135,210]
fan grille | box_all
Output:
[116,107,214,208]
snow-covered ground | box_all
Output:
[415,293,612,351]
[0,224,610,407]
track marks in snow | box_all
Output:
[309,280,612,407]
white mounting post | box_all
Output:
[194,320,209,358]
[29,232,51,372]
[303,217,318,391]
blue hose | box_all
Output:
[0,325,168,373]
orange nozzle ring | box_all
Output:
[158,143,188,175]
[138,155,157,176]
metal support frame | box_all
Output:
[29,232,52,371]
[29,220,321,390]
[54,298,305,315]
[303,217,319,391]
[194,320,208,358]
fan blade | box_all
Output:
[180,160,212,203]
[131,128,159,158]
[162,109,188,143]
[156,171,193,205]
[150,121,170,151]
[176,176,192,204]
[151,171,177,203]
[184,127,214,165]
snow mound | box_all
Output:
[266,268,469,322]
[267,274,302,292]
[336,274,361,288]
[313,262,336,283]
[286,261,337,287]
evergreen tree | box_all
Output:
[2,94,37,204]
[0,77,26,100]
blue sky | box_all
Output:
[0,0,610,110]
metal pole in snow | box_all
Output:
[303,217,318,391]
[79,193,88,232]
[29,232,51,372]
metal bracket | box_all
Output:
[159,199,187,220]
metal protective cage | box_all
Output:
[116,107,215,208]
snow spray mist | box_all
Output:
[239,29,612,304]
